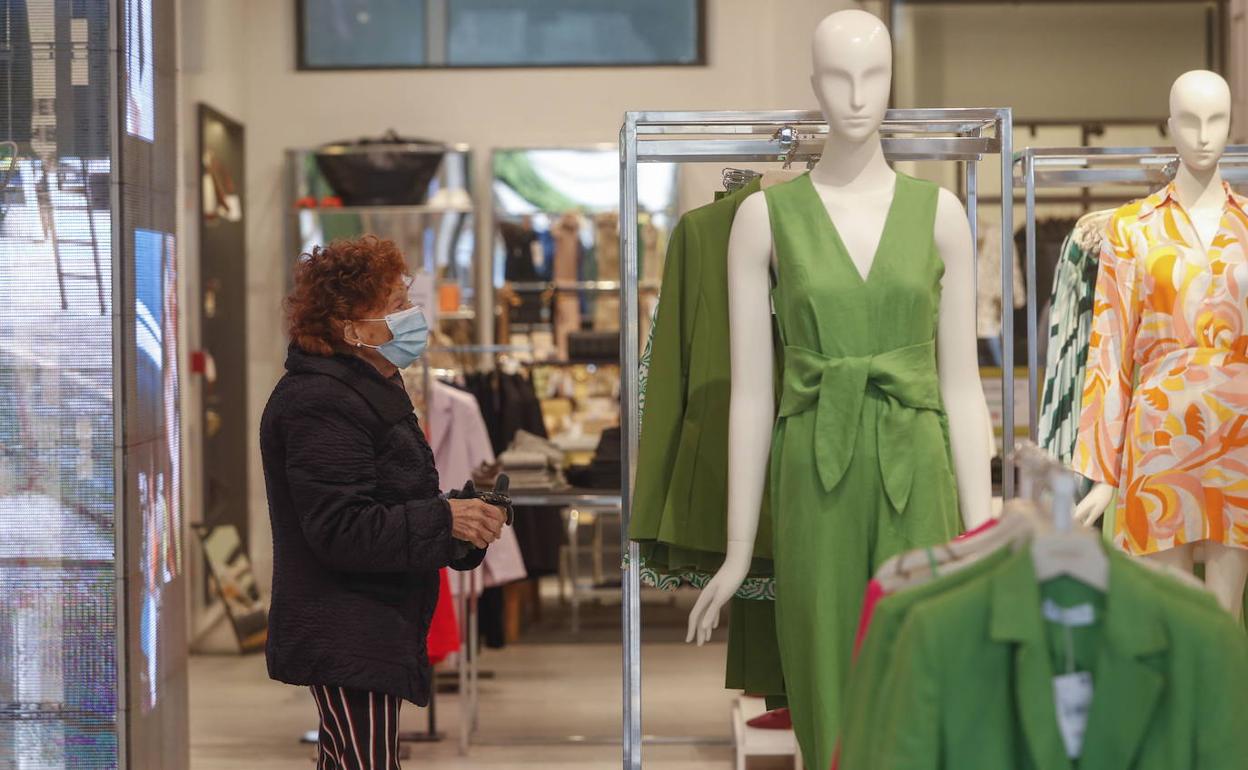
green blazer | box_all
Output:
[629,178,774,575]
[872,547,1248,770]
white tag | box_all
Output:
[1042,600,1096,628]
[1053,672,1093,758]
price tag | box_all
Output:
[1053,671,1093,758]
[1043,600,1096,628]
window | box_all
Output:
[298,0,705,70]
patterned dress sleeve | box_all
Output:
[1074,209,1140,486]
[1038,234,1080,461]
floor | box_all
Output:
[189,597,775,769]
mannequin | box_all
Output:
[684,9,992,768]
[1075,70,1248,617]
[687,6,991,642]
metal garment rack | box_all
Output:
[619,108,1015,769]
[1013,145,1248,440]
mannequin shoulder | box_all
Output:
[932,186,970,225]
[726,191,774,265]
[930,186,973,255]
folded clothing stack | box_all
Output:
[497,430,566,490]
[564,427,621,491]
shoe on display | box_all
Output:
[746,708,792,730]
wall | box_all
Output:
[222,0,852,593]
[894,3,1208,118]
[178,0,253,638]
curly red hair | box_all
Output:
[285,235,408,356]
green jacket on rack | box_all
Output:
[630,177,785,698]
[867,546,1248,770]
[630,178,776,590]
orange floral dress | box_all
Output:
[1076,182,1248,554]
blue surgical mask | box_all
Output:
[354,305,429,369]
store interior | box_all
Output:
[4,0,1248,768]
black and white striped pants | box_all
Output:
[309,685,402,770]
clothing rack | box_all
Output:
[1012,145,1248,443]
[619,108,1016,769]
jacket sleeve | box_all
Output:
[1074,210,1141,487]
[629,216,690,541]
[874,611,941,770]
[283,397,453,573]
[1198,613,1248,768]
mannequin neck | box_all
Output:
[809,131,894,191]
[1171,161,1226,214]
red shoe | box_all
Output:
[746,707,792,730]
[320,195,343,208]
[294,196,317,209]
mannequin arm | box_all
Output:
[1074,482,1115,526]
[933,189,993,530]
[686,192,774,646]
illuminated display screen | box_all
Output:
[0,1,119,765]
[125,0,154,142]
[0,0,184,765]
[120,0,187,763]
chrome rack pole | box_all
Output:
[1000,110,1016,496]
[1022,152,1039,444]
[619,116,643,770]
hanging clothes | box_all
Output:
[630,177,776,587]
[425,568,460,666]
[1014,217,1079,364]
[1037,210,1113,467]
[843,544,1248,770]
[1076,183,1248,555]
[630,176,786,701]
[766,173,961,770]
[552,213,582,359]
[975,224,1025,339]
[463,370,564,577]
[593,212,620,331]
[427,381,527,591]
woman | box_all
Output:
[260,235,505,769]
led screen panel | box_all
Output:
[0,0,119,765]
[118,0,186,764]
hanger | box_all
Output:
[1016,444,1109,591]
[722,167,761,192]
[876,504,1037,593]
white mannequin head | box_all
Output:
[1168,70,1231,173]
[810,10,892,142]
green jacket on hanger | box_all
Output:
[872,546,1248,770]
[629,177,785,698]
[630,176,776,588]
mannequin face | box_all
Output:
[1168,70,1231,173]
[810,10,892,142]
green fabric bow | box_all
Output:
[777,340,944,513]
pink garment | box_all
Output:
[428,381,494,493]
[428,382,528,595]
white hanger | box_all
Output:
[1028,463,1109,591]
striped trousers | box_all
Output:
[309,685,402,770]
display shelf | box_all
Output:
[732,696,801,770]
[507,279,660,293]
[438,308,477,321]
[295,203,475,215]
[507,490,621,508]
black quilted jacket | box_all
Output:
[259,345,484,705]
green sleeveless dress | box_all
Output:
[766,172,961,770]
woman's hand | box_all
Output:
[448,498,506,549]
